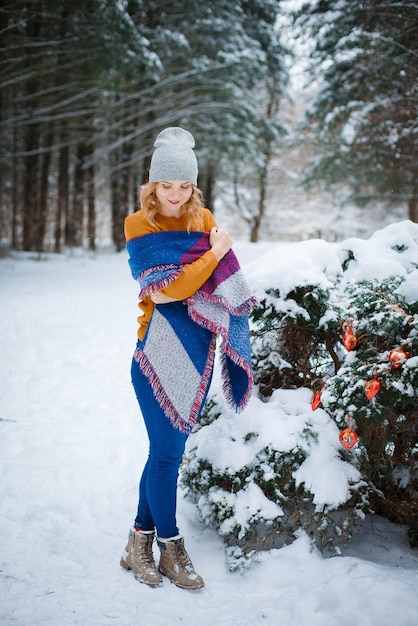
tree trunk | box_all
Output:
[37,129,54,252]
[22,128,39,251]
[250,158,269,243]
[111,141,133,252]
[111,164,131,252]
[55,144,69,253]
[86,159,96,252]
[11,126,19,250]
[408,197,417,223]
[67,143,87,247]
[201,164,215,213]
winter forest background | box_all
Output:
[1,0,417,253]
[1,2,418,622]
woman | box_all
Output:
[120,127,256,590]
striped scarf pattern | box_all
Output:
[127,230,257,433]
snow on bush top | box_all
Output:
[245,220,418,301]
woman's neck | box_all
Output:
[157,207,184,219]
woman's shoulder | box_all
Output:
[124,210,156,240]
[201,207,216,230]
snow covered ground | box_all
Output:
[1,229,417,626]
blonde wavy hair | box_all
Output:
[139,182,205,232]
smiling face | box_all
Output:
[155,180,193,217]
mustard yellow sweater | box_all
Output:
[124,208,219,339]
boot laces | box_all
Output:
[175,541,193,570]
[137,535,155,566]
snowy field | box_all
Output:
[1,229,418,626]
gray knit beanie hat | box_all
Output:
[149,127,198,185]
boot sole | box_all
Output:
[120,557,163,588]
[158,567,205,591]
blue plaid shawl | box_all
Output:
[127,230,257,433]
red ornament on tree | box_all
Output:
[342,320,357,351]
[389,347,410,369]
[365,374,381,399]
[311,382,325,411]
[339,416,358,450]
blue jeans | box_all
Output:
[131,356,188,538]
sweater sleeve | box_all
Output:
[160,250,219,299]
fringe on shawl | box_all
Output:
[133,334,217,434]
[187,291,259,317]
[136,265,184,298]
[219,345,254,411]
[186,302,255,412]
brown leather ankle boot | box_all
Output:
[157,536,204,590]
[120,528,162,587]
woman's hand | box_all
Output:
[150,292,179,304]
[209,226,233,261]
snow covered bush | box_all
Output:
[322,277,418,536]
[181,221,418,569]
[181,392,370,571]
